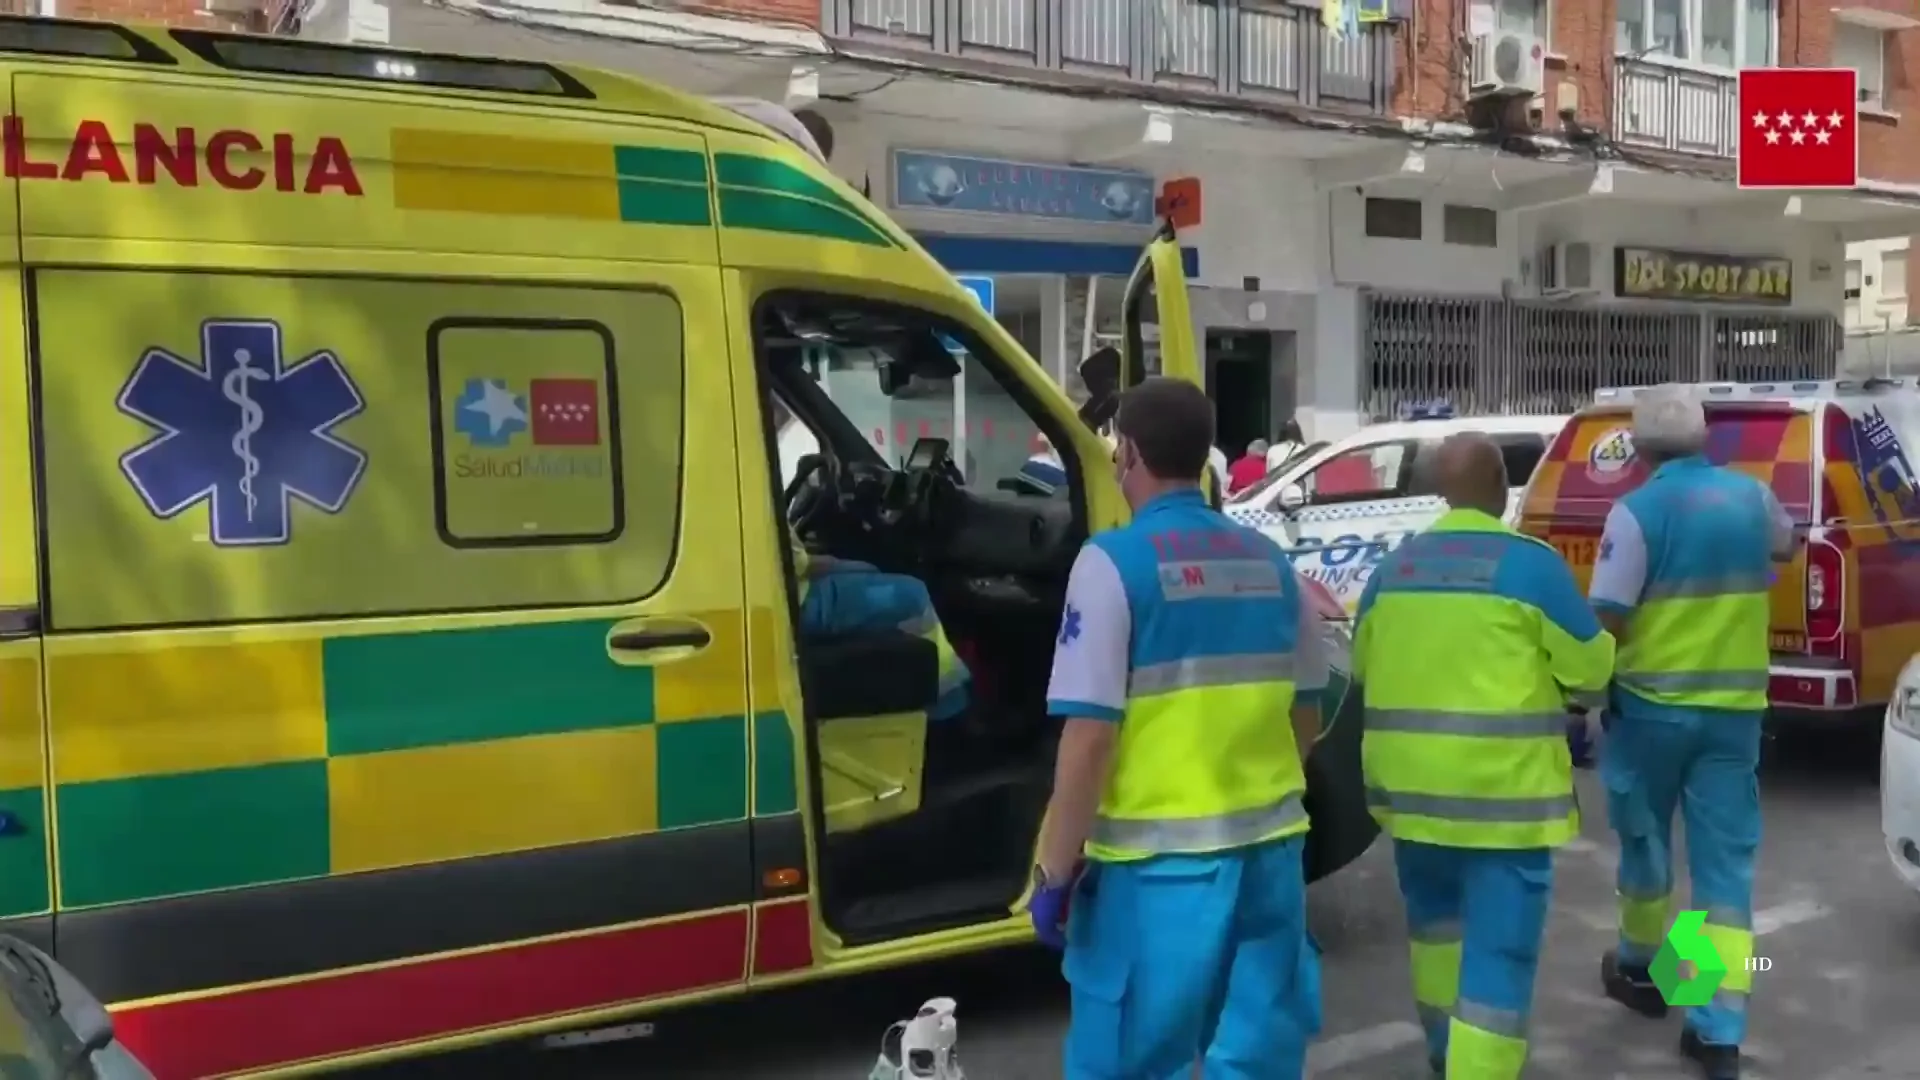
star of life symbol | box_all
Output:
[1751,108,1846,147]
[116,320,368,546]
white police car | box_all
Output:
[1225,406,1568,615]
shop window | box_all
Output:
[429,318,623,548]
[1833,22,1888,108]
[1364,197,1422,241]
[1442,205,1498,248]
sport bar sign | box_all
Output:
[1615,247,1793,306]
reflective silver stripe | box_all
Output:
[1409,919,1462,946]
[1618,884,1671,904]
[1414,1002,1449,1033]
[1091,792,1306,852]
[1366,709,1565,738]
[1158,558,1285,601]
[1366,788,1575,823]
[1703,905,1752,931]
[1130,653,1295,695]
[898,612,937,637]
[1619,670,1769,694]
[1454,999,1528,1039]
[1641,573,1771,600]
[1713,988,1749,1011]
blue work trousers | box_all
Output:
[1063,836,1320,1080]
[1601,695,1762,1047]
[1393,840,1553,1076]
[799,563,969,721]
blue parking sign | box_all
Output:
[940,276,997,354]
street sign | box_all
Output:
[956,275,996,315]
[940,276,996,354]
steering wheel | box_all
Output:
[784,453,839,533]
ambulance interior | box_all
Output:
[757,292,1081,942]
[756,293,1381,944]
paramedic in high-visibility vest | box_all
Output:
[1588,387,1793,1080]
[1353,432,1615,1079]
[1030,376,1326,1079]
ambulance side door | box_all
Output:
[0,100,52,949]
[1119,227,1211,497]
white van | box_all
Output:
[1226,414,1569,614]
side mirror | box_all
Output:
[1278,483,1307,511]
[1076,346,1122,429]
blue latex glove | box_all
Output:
[1566,712,1597,769]
[1030,864,1083,950]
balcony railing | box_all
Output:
[824,0,1397,115]
[1612,55,1738,159]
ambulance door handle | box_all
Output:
[0,608,39,640]
[608,623,711,653]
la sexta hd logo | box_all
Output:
[1652,910,1770,1007]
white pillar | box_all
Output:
[1301,287,1363,443]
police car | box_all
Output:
[1225,405,1569,615]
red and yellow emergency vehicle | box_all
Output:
[1518,379,1920,722]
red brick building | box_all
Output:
[1395,0,1915,183]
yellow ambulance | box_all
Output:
[0,16,1375,1077]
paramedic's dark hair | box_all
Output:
[1115,377,1215,482]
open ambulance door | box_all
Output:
[1098,223,1222,506]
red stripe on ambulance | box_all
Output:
[111,910,748,1079]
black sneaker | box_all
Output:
[1679,1026,1741,1079]
[1601,949,1670,1018]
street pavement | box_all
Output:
[370,726,1920,1079]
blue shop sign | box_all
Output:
[892,150,1156,227]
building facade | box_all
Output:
[44,0,1920,442]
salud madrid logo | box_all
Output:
[451,376,605,479]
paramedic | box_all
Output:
[791,528,971,722]
[1030,376,1326,1079]
[1353,432,1614,1079]
[1590,387,1791,1080]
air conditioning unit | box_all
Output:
[1539,242,1597,296]
[1470,31,1547,98]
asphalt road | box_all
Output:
[370,726,1918,1080]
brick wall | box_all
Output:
[692,0,818,30]
[1778,0,1919,183]
[1396,0,1917,184]
[52,0,260,31]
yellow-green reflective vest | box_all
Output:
[1354,508,1614,849]
[1080,491,1310,863]
[1612,459,1773,711]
